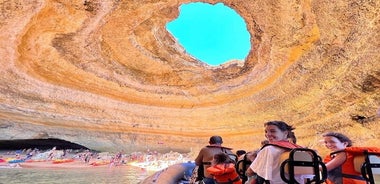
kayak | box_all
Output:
[8,159,25,164]
[90,160,110,166]
[52,158,75,164]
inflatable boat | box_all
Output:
[140,162,195,184]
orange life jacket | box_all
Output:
[206,163,242,184]
[262,140,303,150]
[324,147,380,184]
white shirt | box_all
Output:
[250,145,303,184]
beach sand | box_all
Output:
[0,149,193,171]
[19,160,105,168]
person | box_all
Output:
[260,140,269,146]
[195,135,235,184]
[245,120,303,184]
[236,149,259,184]
[206,152,242,184]
[236,150,247,158]
[322,132,366,184]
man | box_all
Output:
[195,135,235,184]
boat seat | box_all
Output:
[280,148,327,184]
[235,153,252,183]
[361,151,380,184]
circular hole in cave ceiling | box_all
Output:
[166,2,251,66]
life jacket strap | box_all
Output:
[342,173,366,181]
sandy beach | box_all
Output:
[19,160,106,168]
[0,157,112,169]
[0,148,193,171]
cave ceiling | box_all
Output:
[0,0,379,153]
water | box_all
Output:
[0,166,150,184]
[0,149,192,184]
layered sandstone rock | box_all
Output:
[0,0,379,154]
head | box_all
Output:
[264,121,295,142]
[212,152,233,165]
[322,132,352,152]
[236,150,246,157]
[261,140,269,146]
[209,135,223,145]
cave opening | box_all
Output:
[0,138,89,151]
[166,2,251,66]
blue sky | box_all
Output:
[166,2,251,66]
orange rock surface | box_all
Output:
[0,0,379,155]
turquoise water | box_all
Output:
[0,166,149,184]
[0,149,192,183]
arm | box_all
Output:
[194,148,205,166]
[246,167,255,176]
[324,152,347,171]
[246,167,258,184]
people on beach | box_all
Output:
[110,150,124,167]
[245,120,303,184]
[194,135,235,184]
[0,147,192,171]
[84,150,92,163]
[206,152,242,184]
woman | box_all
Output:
[322,132,366,184]
[206,152,242,184]
[246,120,302,184]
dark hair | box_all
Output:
[264,121,296,140]
[209,135,223,144]
[261,140,269,146]
[322,132,353,147]
[236,150,246,156]
[288,131,297,144]
[213,152,234,164]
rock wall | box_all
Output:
[0,0,379,154]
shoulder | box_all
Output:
[225,149,234,154]
[196,147,210,157]
[325,150,347,170]
[262,141,302,150]
[257,145,285,157]
[328,150,347,163]
[200,146,209,151]
[206,145,233,150]
[262,145,285,152]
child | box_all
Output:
[206,152,242,184]
[322,132,365,184]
